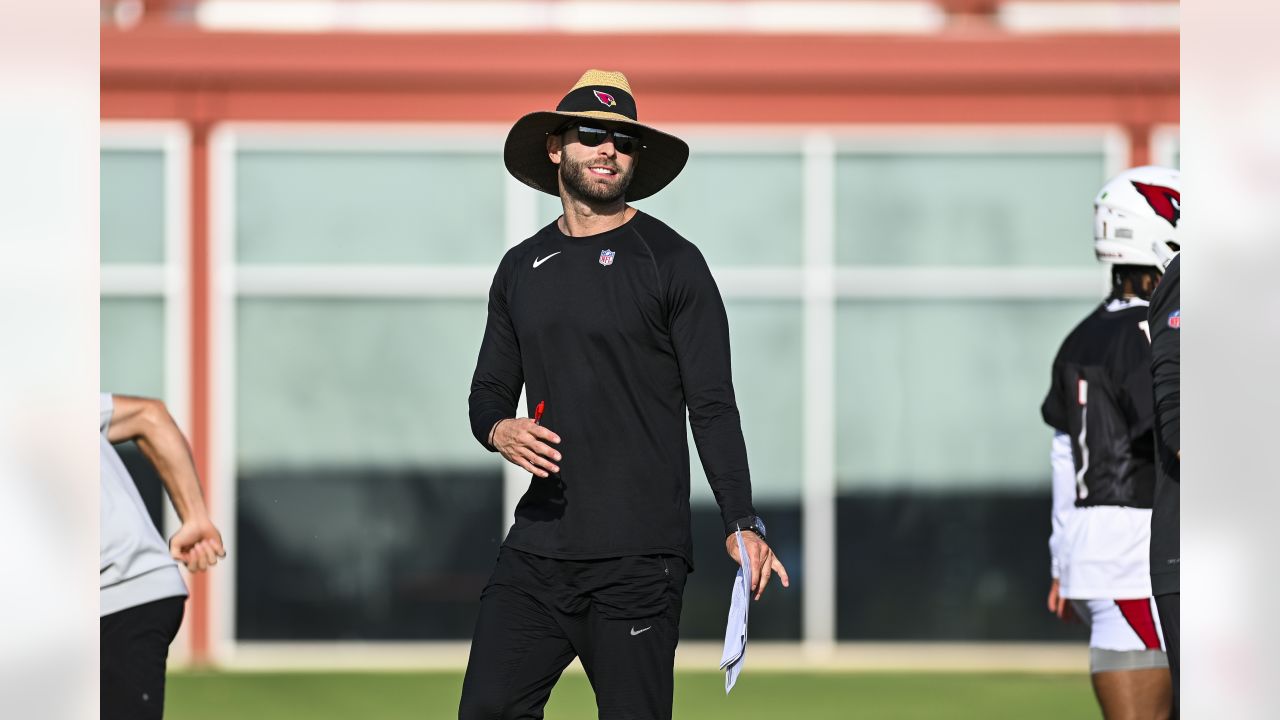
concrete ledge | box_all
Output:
[207,641,1087,674]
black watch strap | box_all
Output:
[727,515,766,540]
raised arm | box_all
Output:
[107,395,225,572]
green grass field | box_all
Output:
[168,671,1097,719]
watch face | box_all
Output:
[755,517,767,538]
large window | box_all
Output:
[836,299,1095,488]
[232,298,496,639]
[219,128,812,643]
[218,130,510,641]
[101,139,174,398]
[633,147,807,639]
[101,122,191,654]
[100,124,190,521]
[102,148,167,264]
[236,150,504,265]
[207,124,1123,654]
[834,151,1104,267]
[832,134,1113,640]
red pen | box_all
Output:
[533,400,545,425]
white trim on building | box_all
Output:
[999,1,1179,34]
[801,132,837,655]
[196,1,948,35]
[210,124,240,665]
[1151,124,1181,169]
[192,0,1178,35]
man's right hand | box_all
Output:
[492,418,562,478]
[170,517,227,573]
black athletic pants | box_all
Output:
[1156,592,1180,717]
[101,596,186,720]
[459,546,688,720]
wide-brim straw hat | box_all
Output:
[504,69,689,202]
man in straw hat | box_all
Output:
[464,69,789,719]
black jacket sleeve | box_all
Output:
[665,244,756,534]
[1149,257,1181,457]
[469,252,524,451]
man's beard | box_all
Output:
[559,154,635,204]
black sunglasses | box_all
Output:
[561,124,643,155]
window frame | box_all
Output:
[206,121,1129,661]
[1151,124,1180,168]
[100,119,193,659]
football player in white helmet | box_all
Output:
[1041,166,1179,719]
[1093,165,1181,270]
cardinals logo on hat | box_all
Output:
[593,90,617,107]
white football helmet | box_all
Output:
[1093,165,1181,270]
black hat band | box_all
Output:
[556,86,638,120]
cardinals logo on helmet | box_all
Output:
[593,90,617,107]
[1131,181,1180,228]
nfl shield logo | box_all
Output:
[1168,309,1180,329]
[599,249,616,267]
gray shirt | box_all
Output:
[100,393,187,616]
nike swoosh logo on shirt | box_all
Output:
[532,252,561,268]
[630,626,652,636]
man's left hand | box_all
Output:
[726,531,790,600]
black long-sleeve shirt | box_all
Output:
[1148,255,1180,594]
[468,210,756,569]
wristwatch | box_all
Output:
[728,515,767,540]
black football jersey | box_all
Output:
[1041,299,1156,508]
